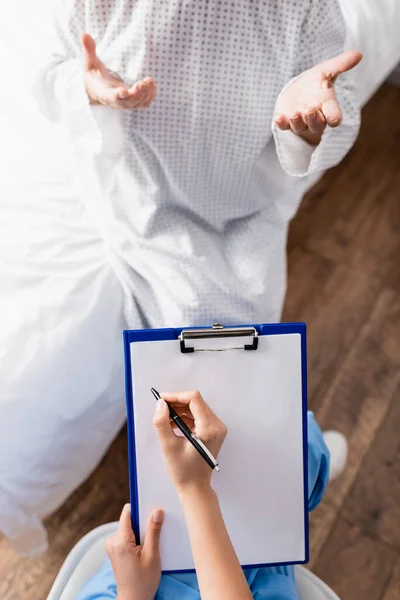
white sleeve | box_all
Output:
[32,0,102,153]
[272,0,361,178]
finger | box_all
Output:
[161,391,213,424]
[171,406,195,430]
[135,81,149,101]
[141,85,157,108]
[137,80,157,107]
[274,114,290,131]
[172,414,195,431]
[304,109,326,135]
[128,77,155,94]
[125,83,147,108]
[142,510,164,559]
[141,77,156,90]
[128,78,151,98]
[289,113,308,135]
[102,87,131,108]
[136,85,154,108]
[116,86,130,101]
[81,33,97,71]
[104,85,139,108]
[153,399,179,446]
[173,406,195,420]
[127,82,141,97]
[321,50,363,85]
[147,82,157,103]
[321,98,342,127]
[116,503,136,544]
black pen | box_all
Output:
[151,387,220,472]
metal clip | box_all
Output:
[179,323,259,353]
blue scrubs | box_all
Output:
[76,413,329,600]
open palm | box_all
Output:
[81,33,156,110]
[275,50,363,144]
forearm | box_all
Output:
[178,486,252,600]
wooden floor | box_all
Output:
[1,83,400,600]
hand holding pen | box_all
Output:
[152,390,227,491]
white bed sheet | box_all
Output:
[340,0,400,105]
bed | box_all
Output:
[0,0,399,554]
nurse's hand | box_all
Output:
[274,50,363,146]
[105,504,164,600]
[153,391,227,493]
[81,33,157,109]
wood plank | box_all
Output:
[297,253,397,413]
[317,288,400,429]
[313,517,397,600]
[283,244,334,322]
[382,557,400,600]
[286,165,400,411]
[307,288,400,566]
[308,395,390,570]
[342,385,400,550]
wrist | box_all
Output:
[177,482,215,504]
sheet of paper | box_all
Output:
[131,333,306,571]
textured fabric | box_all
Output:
[33,0,360,330]
[74,412,329,600]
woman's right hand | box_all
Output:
[81,33,157,109]
[153,391,227,493]
[154,394,253,600]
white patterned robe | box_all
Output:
[34,0,360,328]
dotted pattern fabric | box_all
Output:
[36,0,360,327]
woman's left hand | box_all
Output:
[105,504,164,600]
[275,50,363,145]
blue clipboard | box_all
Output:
[123,322,309,571]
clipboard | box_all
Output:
[124,322,309,572]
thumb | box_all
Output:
[81,33,98,71]
[153,399,177,447]
[321,50,363,85]
[142,510,164,559]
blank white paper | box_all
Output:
[130,333,306,571]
